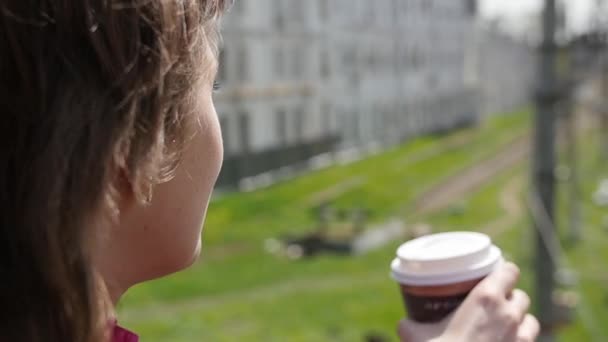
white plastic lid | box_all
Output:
[390,231,503,286]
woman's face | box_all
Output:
[95,53,223,298]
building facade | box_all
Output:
[214,0,486,188]
[476,25,536,117]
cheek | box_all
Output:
[153,106,222,266]
[204,107,224,171]
[125,104,223,280]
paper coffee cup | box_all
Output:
[390,231,503,322]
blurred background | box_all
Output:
[119,0,608,341]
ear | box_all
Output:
[110,168,140,218]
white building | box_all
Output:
[476,24,536,117]
[214,0,498,188]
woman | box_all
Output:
[0,0,538,340]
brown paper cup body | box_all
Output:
[399,277,484,323]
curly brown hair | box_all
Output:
[0,0,227,340]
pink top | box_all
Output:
[111,321,138,342]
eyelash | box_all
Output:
[213,81,221,92]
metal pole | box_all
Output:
[565,88,581,243]
[595,0,608,162]
[534,0,558,340]
[563,44,581,244]
[601,59,608,161]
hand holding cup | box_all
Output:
[391,232,539,342]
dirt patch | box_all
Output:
[391,131,475,170]
[481,176,525,238]
[303,176,367,208]
[413,135,530,216]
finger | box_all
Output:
[516,314,541,342]
[396,319,424,341]
[479,262,520,296]
[508,289,531,319]
[396,319,410,340]
[397,318,447,341]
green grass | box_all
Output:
[118,108,568,341]
[552,132,608,342]
[423,120,608,342]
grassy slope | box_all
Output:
[119,110,544,341]
[554,133,608,342]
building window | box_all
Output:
[294,106,305,142]
[217,49,227,82]
[236,45,248,81]
[231,0,245,16]
[274,3,284,29]
[392,0,400,22]
[343,46,355,69]
[238,111,250,153]
[291,0,304,24]
[466,0,477,16]
[275,108,287,144]
[219,115,231,154]
[274,46,284,78]
[411,47,421,69]
[366,50,376,69]
[292,46,304,78]
[422,0,434,12]
[350,110,359,142]
[321,103,332,137]
[319,0,329,21]
[320,50,330,79]
[366,1,376,23]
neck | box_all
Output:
[105,280,126,306]
[94,271,124,319]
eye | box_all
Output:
[213,80,221,92]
